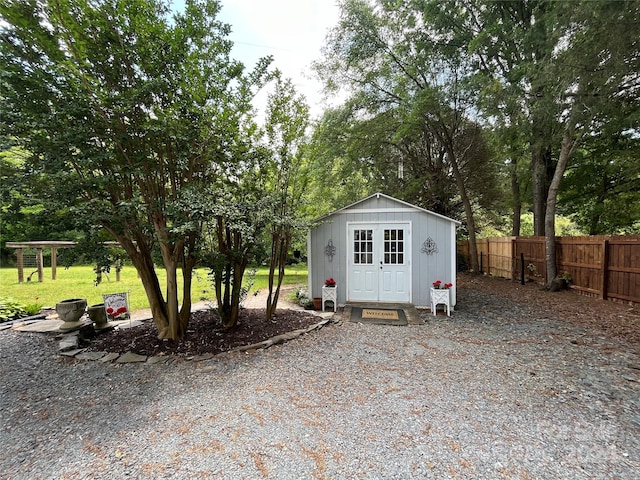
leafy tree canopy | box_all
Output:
[0,0,272,339]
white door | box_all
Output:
[347,223,411,303]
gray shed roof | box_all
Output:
[315,192,462,225]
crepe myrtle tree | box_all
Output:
[263,75,311,321]
[0,0,272,340]
[189,176,274,330]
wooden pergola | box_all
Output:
[6,241,77,283]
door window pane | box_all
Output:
[383,228,404,265]
[354,229,373,264]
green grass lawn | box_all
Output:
[0,264,308,312]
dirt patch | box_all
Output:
[457,272,639,346]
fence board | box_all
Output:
[457,235,640,305]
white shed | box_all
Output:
[308,192,461,309]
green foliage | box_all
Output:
[416,0,640,240]
[24,297,43,315]
[0,142,81,263]
[305,109,373,218]
[313,1,504,223]
[0,296,28,322]
[560,135,640,234]
[194,184,272,327]
[0,0,273,339]
[517,213,584,237]
[262,74,312,319]
[292,286,314,309]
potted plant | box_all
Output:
[430,281,452,316]
[312,298,322,310]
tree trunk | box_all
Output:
[107,232,179,338]
[446,144,479,273]
[137,258,172,336]
[266,227,290,321]
[157,227,188,340]
[545,117,580,287]
[511,159,522,236]
[433,120,479,273]
[532,144,552,236]
[179,239,197,330]
[213,219,249,329]
[163,261,181,339]
[530,97,554,237]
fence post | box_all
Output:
[601,239,609,300]
[520,253,525,285]
[511,238,516,281]
[487,250,490,276]
[480,252,483,274]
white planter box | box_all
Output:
[322,285,337,312]
[430,287,451,316]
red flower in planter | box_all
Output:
[432,280,442,289]
[324,277,336,287]
[444,283,453,289]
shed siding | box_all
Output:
[310,194,458,308]
[412,212,457,307]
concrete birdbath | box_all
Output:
[87,303,111,331]
[55,298,87,331]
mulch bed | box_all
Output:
[85,308,322,357]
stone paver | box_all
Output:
[75,351,108,361]
[60,348,86,357]
[99,352,120,363]
[116,352,147,363]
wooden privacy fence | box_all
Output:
[457,235,640,304]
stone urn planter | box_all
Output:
[87,303,110,330]
[56,298,87,331]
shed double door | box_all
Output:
[347,223,411,303]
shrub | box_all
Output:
[0,297,28,323]
[24,297,43,315]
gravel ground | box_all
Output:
[1,286,639,479]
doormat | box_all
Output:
[349,307,408,326]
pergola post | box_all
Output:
[51,247,58,280]
[16,248,24,283]
[36,248,44,283]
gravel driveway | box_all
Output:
[1,288,638,479]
